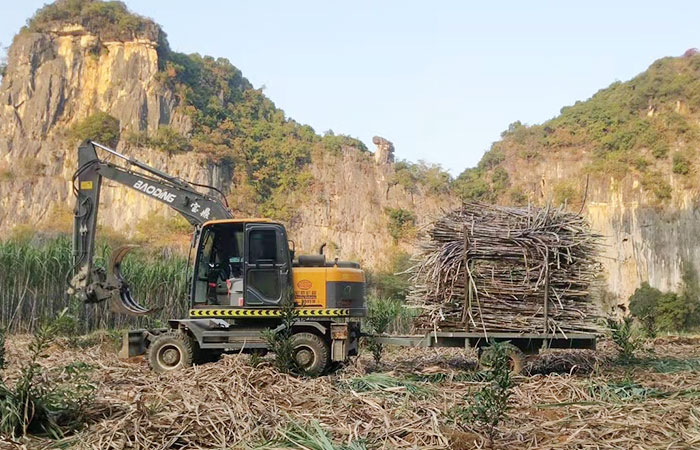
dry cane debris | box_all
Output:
[409,203,605,334]
[0,337,699,449]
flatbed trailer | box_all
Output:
[368,330,598,373]
[370,330,597,353]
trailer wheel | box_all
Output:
[479,343,524,375]
[148,332,194,373]
[291,332,330,375]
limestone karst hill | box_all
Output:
[452,51,700,304]
[2,0,700,305]
[0,0,454,270]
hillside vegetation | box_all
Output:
[24,0,375,220]
[455,52,700,204]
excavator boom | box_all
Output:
[68,141,232,315]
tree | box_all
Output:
[70,111,120,147]
[628,282,662,336]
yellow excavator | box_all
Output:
[68,141,366,374]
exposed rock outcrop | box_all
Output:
[372,136,394,164]
[0,25,454,269]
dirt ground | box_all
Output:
[1,334,699,449]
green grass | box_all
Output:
[343,373,431,397]
[405,370,490,384]
[254,420,367,450]
[637,357,700,374]
[535,380,700,409]
[586,379,663,403]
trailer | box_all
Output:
[368,330,598,374]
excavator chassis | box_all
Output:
[119,318,361,363]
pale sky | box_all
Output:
[1,1,698,174]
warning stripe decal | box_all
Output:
[189,308,351,318]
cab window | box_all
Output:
[249,229,279,263]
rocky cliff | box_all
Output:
[0,4,454,269]
[456,53,700,305]
[4,1,698,303]
[497,148,700,305]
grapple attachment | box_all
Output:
[108,245,155,316]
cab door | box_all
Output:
[244,224,291,306]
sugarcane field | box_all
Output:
[1,200,699,449]
[2,1,700,449]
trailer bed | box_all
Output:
[367,330,597,354]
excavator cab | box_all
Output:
[192,220,292,307]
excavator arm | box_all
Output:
[68,141,233,315]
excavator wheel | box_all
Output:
[291,332,330,376]
[478,342,525,375]
[148,332,195,373]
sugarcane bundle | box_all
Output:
[409,203,604,334]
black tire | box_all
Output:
[291,332,330,375]
[148,332,194,373]
[479,343,525,375]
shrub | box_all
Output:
[477,148,505,171]
[454,168,492,202]
[150,126,191,154]
[70,111,120,147]
[629,267,700,334]
[679,262,700,320]
[0,313,96,438]
[629,282,662,336]
[672,154,690,175]
[509,187,528,205]
[552,181,581,207]
[655,293,694,331]
[500,121,524,139]
[453,341,513,445]
[390,161,418,198]
[385,207,415,243]
[320,133,367,153]
[261,290,300,374]
[652,142,669,159]
[607,317,643,361]
[641,172,672,200]
[391,160,452,196]
[368,251,412,302]
[27,0,157,42]
[364,297,404,364]
[50,308,80,337]
[491,167,510,193]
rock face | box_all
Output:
[0,27,218,234]
[372,136,395,164]
[0,26,454,269]
[497,146,700,304]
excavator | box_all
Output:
[68,141,366,374]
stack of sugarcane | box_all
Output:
[409,203,604,334]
